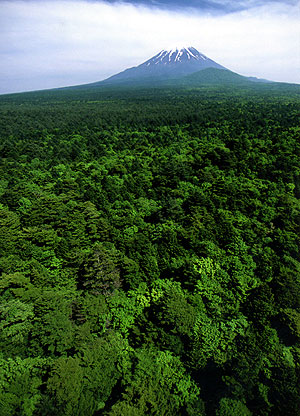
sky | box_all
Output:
[0,0,299,94]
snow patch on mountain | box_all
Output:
[142,47,212,67]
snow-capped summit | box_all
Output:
[140,46,226,71]
[102,46,227,85]
[143,47,211,66]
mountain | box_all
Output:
[94,46,227,86]
[72,46,272,89]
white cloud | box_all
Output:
[0,0,299,93]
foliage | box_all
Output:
[0,83,299,415]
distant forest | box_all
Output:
[0,83,300,415]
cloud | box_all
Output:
[0,0,299,93]
[29,0,300,13]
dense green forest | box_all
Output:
[0,83,300,415]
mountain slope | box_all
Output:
[96,47,227,86]
[180,67,257,86]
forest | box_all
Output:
[0,82,300,415]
